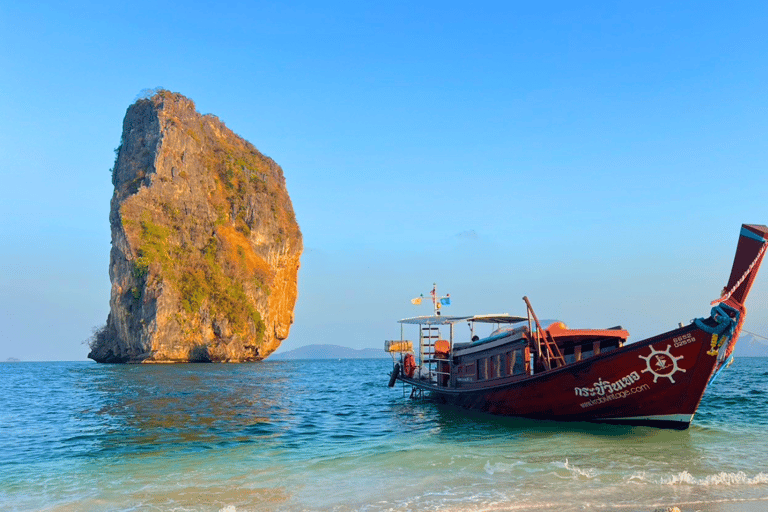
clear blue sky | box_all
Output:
[1,1,766,361]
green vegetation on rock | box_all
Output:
[89,90,301,363]
[127,214,266,344]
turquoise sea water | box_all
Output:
[1,358,767,512]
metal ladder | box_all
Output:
[420,325,439,379]
[523,296,566,370]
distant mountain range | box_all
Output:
[268,344,390,360]
[734,334,768,357]
[268,334,768,360]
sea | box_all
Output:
[1,358,767,512]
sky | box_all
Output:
[1,1,767,361]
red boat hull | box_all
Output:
[401,323,720,429]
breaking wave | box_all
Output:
[629,470,768,486]
[483,460,523,475]
[662,471,768,486]
[484,459,597,480]
[556,458,597,479]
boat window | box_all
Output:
[477,358,488,380]
[600,338,619,353]
[510,349,526,375]
[493,354,503,378]
[581,343,594,360]
[562,345,575,364]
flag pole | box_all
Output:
[411,284,449,315]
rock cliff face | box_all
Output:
[88,90,302,363]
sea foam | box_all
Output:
[629,470,768,486]
[661,471,768,486]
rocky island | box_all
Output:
[88,90,302,363]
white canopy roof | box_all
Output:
[398,314,527,325]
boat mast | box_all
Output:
[427,283,451,316]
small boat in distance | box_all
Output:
[385,224,768,429]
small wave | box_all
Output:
[218,507,237,512]
[484,458,597,480]
[662,471,768,486]
[630,470,768,486]
[484,460,523,475]
[557,458,597,479]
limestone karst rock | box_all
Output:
[88,90,302,363]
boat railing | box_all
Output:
[524,296,566,370]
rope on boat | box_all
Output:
[695,302,741,360]
[711,241,768,306]
[742,329,768,343]
[704,234,767,362]
[697,303,743,383]
[725,304,747,361]
[694,303,739,336]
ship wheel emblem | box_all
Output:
[639,344,685,383]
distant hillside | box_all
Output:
[734,334,768,357]
[268,344,390,360]
[268,332,768,361]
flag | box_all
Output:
[411,297,422,305]
[440,297,451,306]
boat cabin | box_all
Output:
[386,304,629,389]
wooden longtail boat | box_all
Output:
[386,224,768,429]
